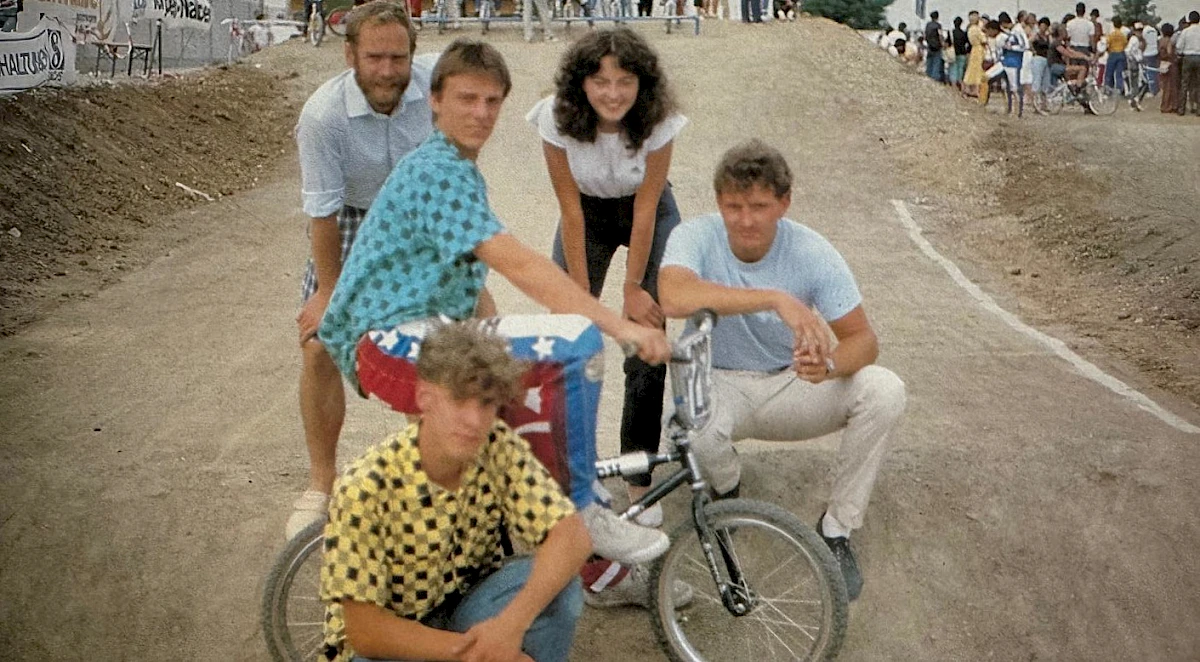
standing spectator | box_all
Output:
[964,11,986,98]
[1105,17,1129,94]
[998,12,1028,117]
[526,28,686,536]
[1091,8,1104,48]
[740,0,761,24]
[1030,17,1052,113]
[0,0,17,32]
[288,1,435,540]
[1179,11,1200,115]
[1159,22,1179,112]
[522,0,556,42]
[925,11,945,82]
[1018,13,1037,113]
[951,16,970,89]
[1143,21,1160,94]
[1126,23,1146,107]
[1066,3,1095,54]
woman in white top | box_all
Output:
[527,28,686,520]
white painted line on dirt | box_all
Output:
[890,199,1200,435]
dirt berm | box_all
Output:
[0,17,1198,661]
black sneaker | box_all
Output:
[816,513,863,601]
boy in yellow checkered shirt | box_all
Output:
[320,321,592,662]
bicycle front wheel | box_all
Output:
[1087,84,1117,115]
[651,499,848,662]
[262,519,327,662]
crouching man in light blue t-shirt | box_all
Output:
[657,140,907,602]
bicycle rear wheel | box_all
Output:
[262,520,327,662]
[1087,84,1117,115]
[650,499,848,662]
[326,7,350,36]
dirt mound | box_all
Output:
[0,64,301,335]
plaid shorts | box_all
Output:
[299,206,367,304]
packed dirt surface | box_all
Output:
[2,16,1199,662]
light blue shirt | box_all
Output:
[295,53,438,218]
[661,213,862,372]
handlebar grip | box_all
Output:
[620,341,639,358]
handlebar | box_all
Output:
[672,308,717,362]
[617,309,717,360]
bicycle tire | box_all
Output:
[326,7,350,36]
[308,10,326,46]
[262,519,327,662]
[650,499,848,662]
[1044,86,1065,115]
[1087,84,1117,115]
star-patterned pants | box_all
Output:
[355,314,605,508]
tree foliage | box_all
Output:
[804,0,893,29]
[1112,0,1160,25]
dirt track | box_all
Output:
[2,19,1200,661]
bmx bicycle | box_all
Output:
[261,310,849,662]
[1043,62,1117,115]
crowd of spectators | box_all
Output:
[877,4,1200,117]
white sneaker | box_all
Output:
[633,502,664,528]
[580,504,669,565]
[285,489,328,540]
[584,563,694,609]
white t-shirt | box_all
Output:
[1142,25,1159,57]
[1066,16,1094,47]
[526,96,687,199]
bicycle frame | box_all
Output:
[594,310,756,616]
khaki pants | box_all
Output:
[690,365,906,531]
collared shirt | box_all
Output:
[295,53,438,218]
[318,130,505,382]
[1179,24,1200,55]
[525,95,687,199]
[320,421,575,662]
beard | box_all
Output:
[354,69,410,115]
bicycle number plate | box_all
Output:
[669,330,712,430]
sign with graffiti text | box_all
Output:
[145,0,211,30]
[0,18,77,94]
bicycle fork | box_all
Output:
[677,434,756,617]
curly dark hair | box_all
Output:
[552,28,678,152]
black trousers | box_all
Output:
[551,185,681,486]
